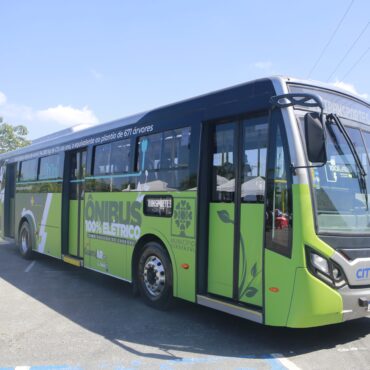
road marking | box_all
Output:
[271,353,301,370]
[156,353,298,370]
[24,261,36,273]
[8,366,81,370]
[337,346,367,352]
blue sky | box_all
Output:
[0,0,369,139]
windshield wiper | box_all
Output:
[327,113,368,209]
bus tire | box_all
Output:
[18,221,34,260]
[137,242,173,310]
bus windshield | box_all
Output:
[311,117,370,234]
[289,84,370,234]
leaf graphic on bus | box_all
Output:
[251,263,257,278]
[217,210,233,224]
[245,287,258,297]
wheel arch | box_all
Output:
[132,232,177,296]
[17,215,36,246]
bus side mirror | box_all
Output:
[304,112,327,165]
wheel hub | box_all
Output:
[143,255,166,297]
[21,230,28,253]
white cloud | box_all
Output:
[90,68,103,81]
[0,91,7,105]
[0,91,99,139]
[0,102,34,122]
[252,61,273,70]
[37,105,99,126]
[332,81,369,100]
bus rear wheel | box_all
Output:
[18,221,34,260]
[137,242,173,309]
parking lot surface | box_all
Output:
[1,239,370,370]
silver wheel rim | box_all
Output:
[21,229,29,254]
[143,255,166,297]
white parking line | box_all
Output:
[271,353,301,370]
[24,261,36,273]
[337,346,367,352]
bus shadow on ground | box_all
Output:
[1,240,370,362]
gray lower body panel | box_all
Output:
[339,286,370,321]
[197,295,263,323]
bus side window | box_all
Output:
[135,127,192,191]
[241,117,268,203]
[93,143,111,176]
[19,158,38,182]
[0,163,5,184]
[265,115,292,257]
[162,128,190,169]
[137,133,163,173]
[211,123,236,202]
[110,139,131,173]
[39,154,63,180]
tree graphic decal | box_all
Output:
[174,200,193,236]
[216,209,260,298]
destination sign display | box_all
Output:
[288,84,370,125]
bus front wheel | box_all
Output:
[18,222,34,260]
[137,242,173,309]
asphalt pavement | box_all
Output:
[1,239,370,370]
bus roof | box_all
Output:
[0,76,368,162]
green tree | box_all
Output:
[0,117,31,154]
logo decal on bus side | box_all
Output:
[356,267,370,280]
[84,195,142,243]
[171,198,195,239]
[174,200,192,236]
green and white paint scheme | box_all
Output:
[1,76,370,328]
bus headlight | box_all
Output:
[311,253,329,275]
[306,247,347,288]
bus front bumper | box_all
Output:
[339,286,370,321]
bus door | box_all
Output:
[207,115,268,307]
[4,162,16,238]
[67,149,87,258]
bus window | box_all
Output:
[211,123,236,202]
[362,131,370,156]
[19,158,38,182]
[137,133,163,172]
[135,128,192,191]
[93,139,131,177]
[39,154,63,180]
[111,139,131,173]
[93,143,111,176]
[266,119,292,256]
[0,164,4,191]
[241,117,268,203]
[162,128,190,169]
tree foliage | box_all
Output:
[0,117,31,154]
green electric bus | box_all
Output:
[1,76,370,328]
